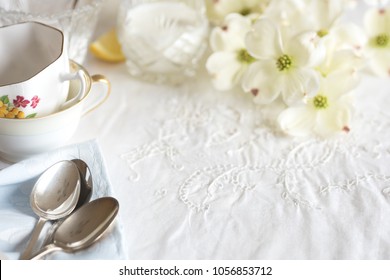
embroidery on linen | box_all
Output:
[120,91,390,211]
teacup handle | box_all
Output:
[81,74,111,115]
[60,69,87,110]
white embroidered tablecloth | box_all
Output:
[1,0,390,260]
[62,54,389,259]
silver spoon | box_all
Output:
[29,197,119,260]
[41,159,93,246]
[72,159,93,210]
[19,161,81,260]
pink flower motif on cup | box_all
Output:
[30,95,40,109]
[13,96,30,108]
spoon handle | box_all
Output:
[41,219,64,247]
[20,217,47,260]
[29,244,62,260]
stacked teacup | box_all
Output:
[0,22,87,119]
[0,22,110,162]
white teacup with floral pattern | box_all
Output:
[0,21,86,119]
[0,60,111,163]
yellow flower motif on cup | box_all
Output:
[0,95,38,119]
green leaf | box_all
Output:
[25,113,37,119]
[0,95,9,104]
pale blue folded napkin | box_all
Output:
[0,140,128,260]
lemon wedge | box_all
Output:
[90,29,126,63]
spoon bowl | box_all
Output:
[19,160,80,260]
[29,197,119,260]
[41,158,94,247]
[72,159,93,210]
[31,161,81,219]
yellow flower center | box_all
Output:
[276,54,292,71]
[237,49,256,64]
[317,29,329,38]
[240,8,251,16]
[313,95,328,109]
[374,34,389,47]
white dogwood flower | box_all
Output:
[364,7,390,77]
[206,14,255,91]
[277,74,355,137]
[267,0,347,38]
[324,23,367,57]
[242,18,323,105]
[277,22,362,137]
[206,0,270,22]
[364,0,389,7]
[316,24,365,81]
